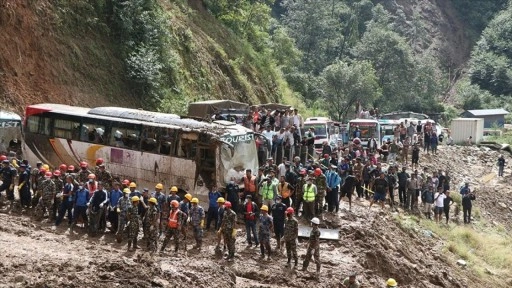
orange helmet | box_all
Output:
[170,200,179,208]
[96,158,104,165]
[79,161,88,168]
[122,179,130,185]
[0,155,7,161]
[59,164,67,171]
[67,165,75,171]
[224,201,232,209]
[39,168,47,173]
[44,171,52,177]
[286,207,295,214]
[53,170,61,176]
[314,168,322,176]
[88,174,96,179]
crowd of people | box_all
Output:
[0,108,506,286]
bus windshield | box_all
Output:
[348,121,379,140]
[303,123,327,137]
[220,134,258,184]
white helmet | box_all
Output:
[114,130,123,138]
[95,127,105,136]
[311,217,320,225]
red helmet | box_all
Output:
[67,165,75,171]
[323,154,329,159]
[122,179,130,185]
[96,158,104,165]
[59,164,67,171]
[314,168,322,176]
[44,171,52,177]
[286,207,295,215]
[299,168,307,175]
[88,174,96,179]
[0,155,7,161]
[39,168,47,173]
[53,170,61,176]
[224,201,232,208]
[170,200,179,208]
[79,161,88,168]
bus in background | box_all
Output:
[303,117,337,155]
[22,104,258,203]
[0,110,22,154]
[348,119,381,147]
[378,119,401,144]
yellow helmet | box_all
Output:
[131,196,140,202]
[155,183,163,190]
[149,197,157,204]
[129,182,137,188]
[386,278,398,287]
[191,197,199,204]
[123,188,130,194]
[185,194,192,201]
[261,205,268,211]
[217,197,225,203]
[42,164,50,171]
[170,186,178,192]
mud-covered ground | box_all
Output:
[1,145,511,287]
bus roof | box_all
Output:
[348,119,379,123]
[0,110,22,121]
[305,117,331,122]
[25,103,252,137]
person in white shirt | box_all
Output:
[292,109,303,135]
[277,159,287,179]
[284,126,295,161]
[433,191,446,223]
[262,126,276,158]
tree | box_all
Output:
[320,60,381,121]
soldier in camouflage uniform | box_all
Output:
[294,169,307,214]
[126,196,141,251]
[302,217,321,275]
[36,172,56,220]
[144,197,160,253]
[51,171,64,220]
[32,168,46,207]
[282,207,298,268]
[314,168,327,216]
[30,162,42,192]
[77,161,92,184]
[189,198,205,250]
[96,164,113,193]
[160,200,187,253]
[220,201,237,261]
[116,188,132,242]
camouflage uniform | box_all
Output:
[97,170,113,192]
[77,169,92,184]
[38,178,56,219]
[160,209,187,252]
[126,205,140,249]
[144,205,159,253]
[189,205,205,249]
[30,168,40,191]
[283,216,299,266]
[116,196,132,237]
[52,177,64,220]
[302,225,321,273]
[294,177,306,212]
[258,213,273,257]
[221,209,237,259]
[315,174,327,215]
[32,174,45,207]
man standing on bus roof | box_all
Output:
[77,161,92,184]
[0,159,17,202]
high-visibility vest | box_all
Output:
[279,183,291,199]
[168,210,180,228]
[262,184,274,200]
[303,184,315,202]
[244,176,256,193]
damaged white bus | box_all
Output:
[22,104,258,202]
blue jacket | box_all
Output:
[109,189,123,208]
[325,170,341,189]
[75,188,90,207]
[208,191,222,208]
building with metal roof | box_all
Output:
[461,109,509,128]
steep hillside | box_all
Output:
[0,0,297,116]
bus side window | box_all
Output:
[177,132,197,159]
[141,126,158,153]
[110,124,140,150]
[82,123,105,144]
[27,116,40,133]
[53,119,80,140]
[158,128,175,155]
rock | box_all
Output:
[484,268,496,275]
[456,259,467,267]
[151,277,170,287]
[498,202,507,209]
[14,274,25,283]
[123,257,136,266]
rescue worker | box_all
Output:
[72,181,90,230]
[55,175,74,226]
[258,204,273,261]
[86,174,98,198]
[37,171,55,220]
[31,161,43,193]
[225,178,240,215]
[221,201,237,261]
[282,207,298,268]
[189,197,205,250]
[206,186,222,231]
[141,188,150,239]
[215,197,226,253]
[87,182,108,236]
[33,167,47,207]
[126,196,141,251]
[302,217,321,276]
[51,170,64,221]
[58,164,68,179]
[302,176,317,220]
[116,188,132,242]
[96,164,113,192]
[260,177,277,210]
[325,164,341,213]
[77,161,91,184]
[278,175,293,208]
[314,168,327,215]
[94,158,104,175]
[108,182,123,233]
[294,169,307,214]
[160,200,186,253]
[18,164,31,208]
[129,182,146,216]
[153,183,169,236]
[243,169,258,204]
[0,159,17,202]
[271,195,287,250]
[179,193,192,240]
[243,194,259,247]
[144,197,160,253]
